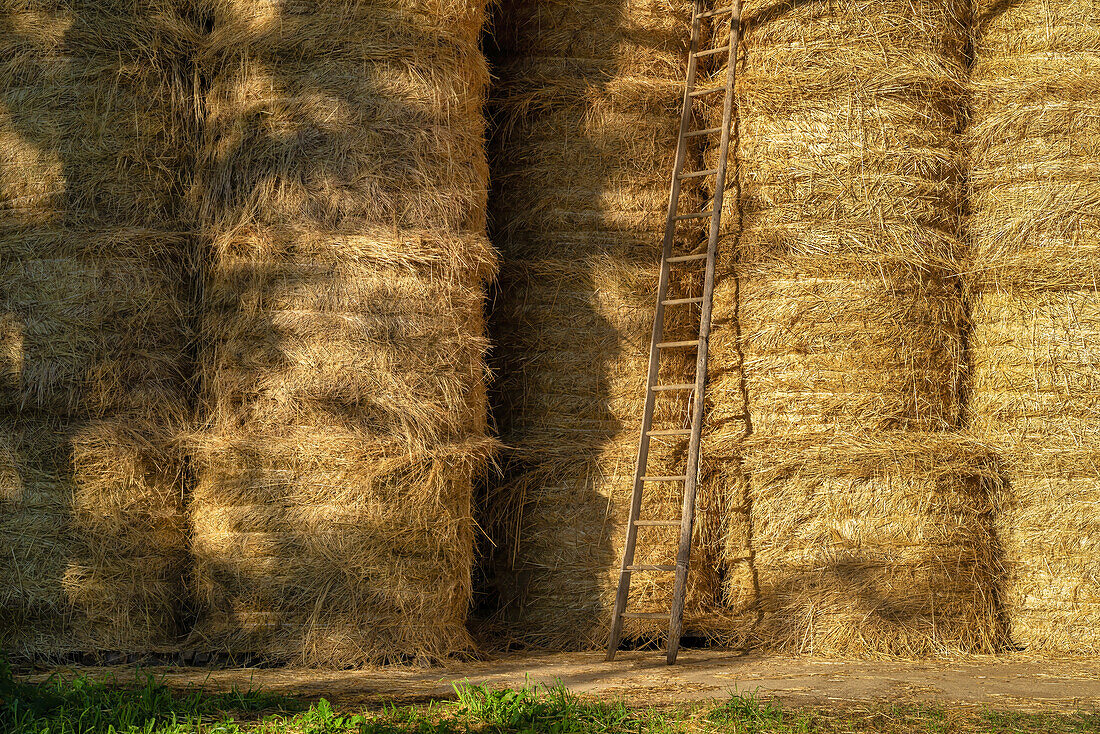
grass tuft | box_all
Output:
[707,691,812,734]
[0,657,301,734]
[453,682,648,734]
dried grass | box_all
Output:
[967,0,1100,653]
[742,433,1002,656]
[696,0,1000,654]
[187,0,496,666]
[0,0,195,656]
[483,0,741,650]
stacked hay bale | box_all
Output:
[486,0,738,650]
[701,0,1002,653]
[968,0,1100,653]
[0,1,195,655]
[188,0,496,665]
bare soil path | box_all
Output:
[35,651,1100,712]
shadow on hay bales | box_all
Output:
[479,0,738,650]
[478,42,627,648]
[0,0,198,655]
[185,0,494,665]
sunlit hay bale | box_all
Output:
[188,0,495,665]
[968,293,1100,650]
[967,0,1100,294]
[0,1,195,656]
[717,0,970,434]
[484,0,741,648]
[967,0,1100,655]
[742,434,1002,656]
[694,0,977,652]
[738,264,964,435]
[190,431,489,666]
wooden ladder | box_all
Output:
[606,0,741,666]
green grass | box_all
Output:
[2,658,1098,734]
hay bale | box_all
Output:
[698,0,1000,653]
[484,0,739,650]
[188,0,495,665]
[722,0,970,432]
[968,0,1100,650]
[0,0,194,655]
[743,434,1001,655]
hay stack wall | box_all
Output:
[703,0,1002,654]
[0,0,195,655]
[968,0,1100,653]
[486,0,739,649]
[188,0,495,665]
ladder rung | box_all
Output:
[666,252,709,263]
[653,383,696,391]
[674,211,714,221]
[689,85,725,98]
[640,474,688,481]
[627,565,677,572]
[621,612,671,619]
[684,127,722,138]
[647,429,692,437]
[662,297,703,305]
[693,45,731,58]
[634,520,681,527]
[678,168,719,180]
[657,340,700,348]
[697,5,737,18]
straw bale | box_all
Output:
[0,422,187,655]
[966,0,1100,654]
[488,257,731,648]
[706,0,970,424]
[0,0,195,656]
[188,0,495,665]
[968,289,1100,649]
[742,433,1001,656]
[693,0,997,653]
[484,0,741,649]
[190,430,490,666]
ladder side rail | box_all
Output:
[606,0,706,662]
[666,0,742,665]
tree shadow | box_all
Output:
[0,0,198,656]
[184,0,494,664]
[476,0,727,649]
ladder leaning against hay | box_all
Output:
[606,0,741,665]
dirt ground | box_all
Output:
[41,650,1100,712]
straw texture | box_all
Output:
[484,0,741,650]
[697,0,1003,653]
[187,0,496,666]
[0,0,195,656]
[967,0,1100,654]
